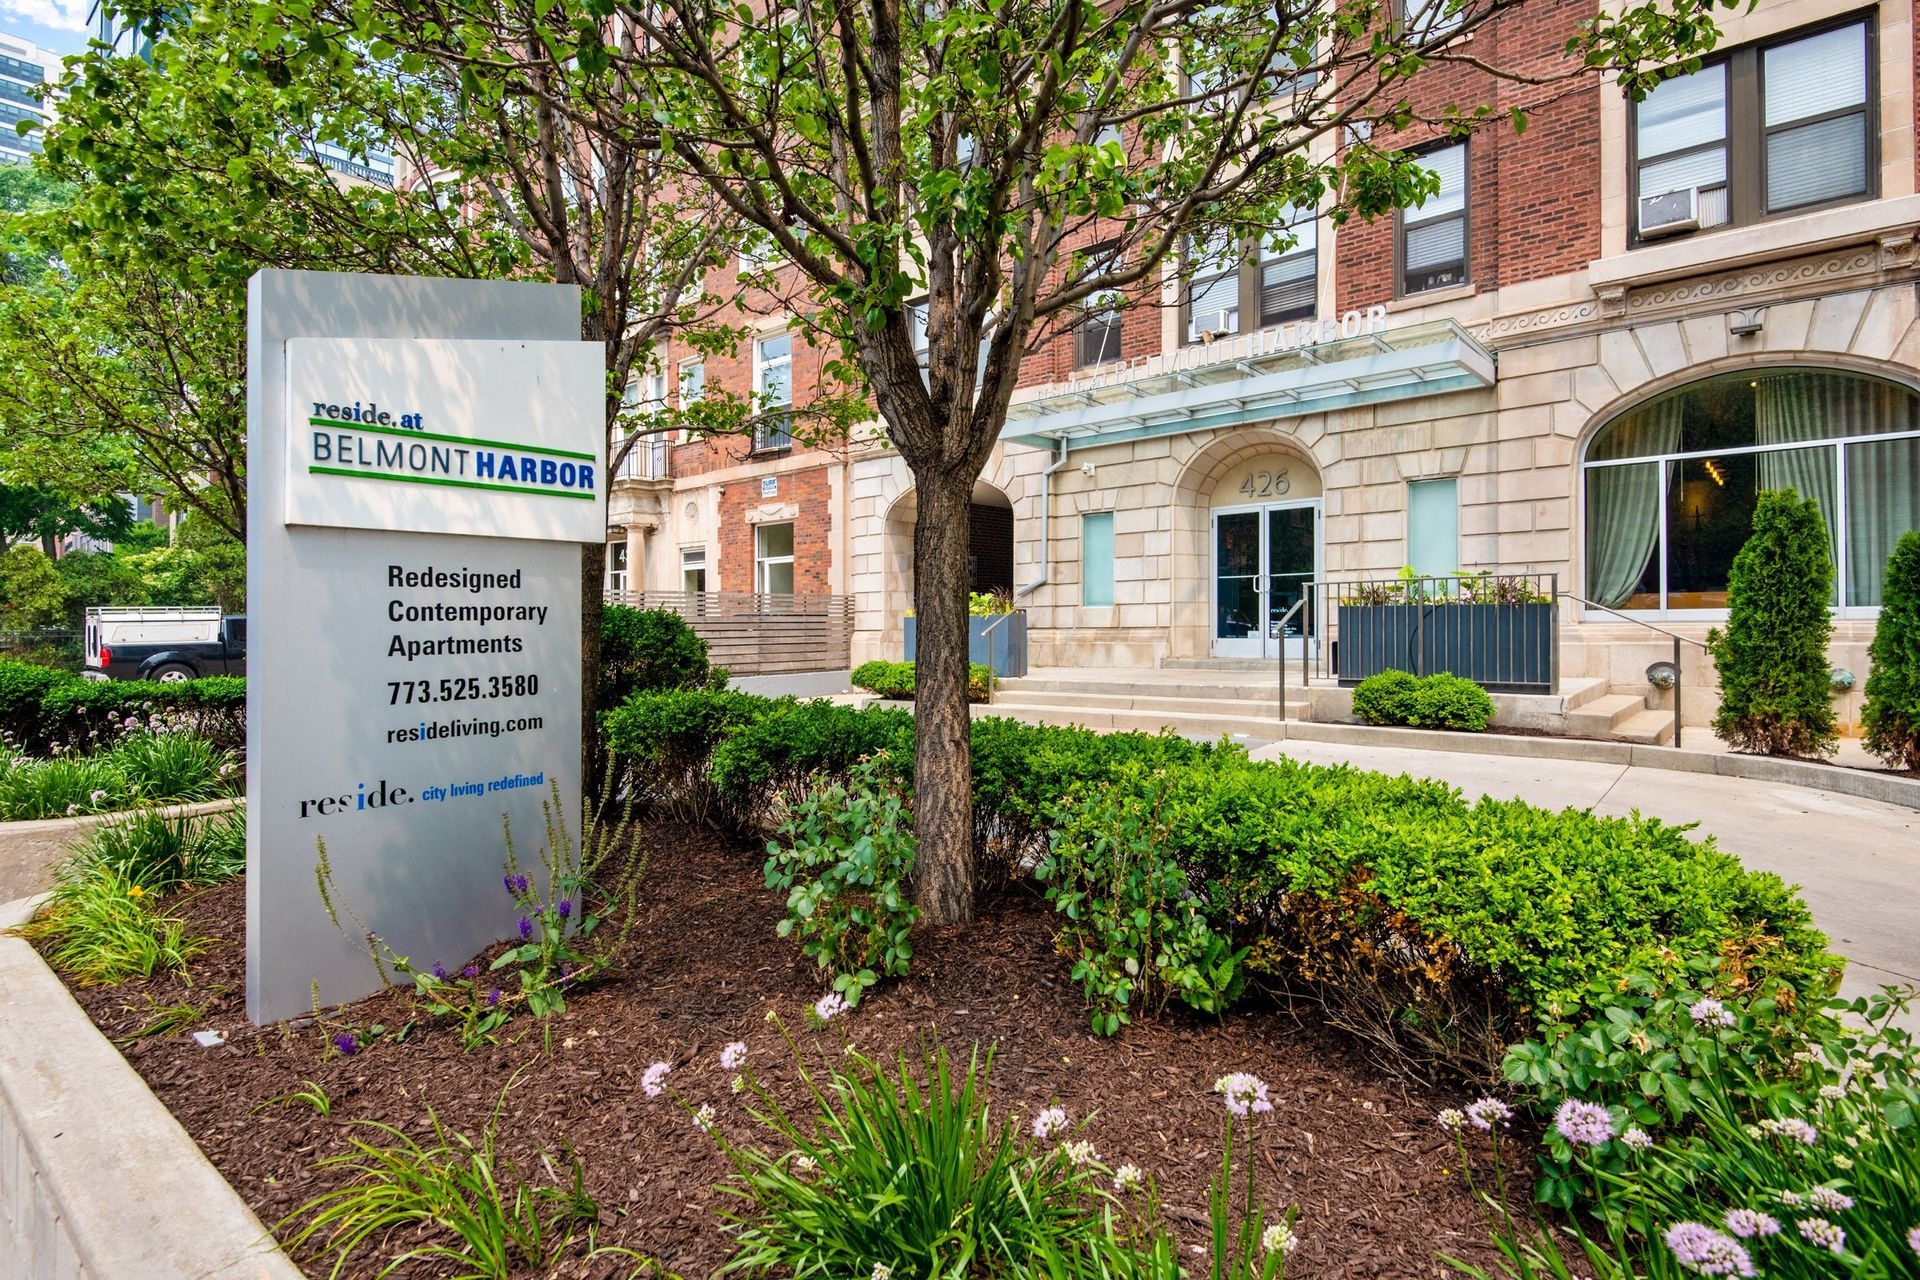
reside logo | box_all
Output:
[312,400,425,430]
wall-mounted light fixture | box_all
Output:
[1727,307,1765,337]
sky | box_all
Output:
[0,0,95,60]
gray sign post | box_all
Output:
[245,270,602,1024]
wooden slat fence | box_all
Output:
[612,591,854,676]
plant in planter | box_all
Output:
[903,591,1029,677]
[1862,530,1920,771]
[1336,570,1555,691]
[1707,490,1837,758]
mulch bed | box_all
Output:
[55,821,1536,1278]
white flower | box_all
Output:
[1689,996,1735,1029]
[1819,1084,1847,1102]
[1437,1108,1467,1133]
[88,789,108,805]
[1060,1139,1098,1167]
[642,1061,672,1098]
[1032,1106,1069,1140]
[1213,1072,1272,1118]
[1621,1127,1654,1150]
[1261,1221,1298,1255]
[793,1154,818,1175]
[692,1104,716,1134]
[1113,1164,1144,1193]
[720,1040,748,1070]
[871,1266,892,1280]
[730,1075,745,1094]
[813,992,851,1022]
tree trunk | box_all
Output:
[581,539,606,797]
[909,466,975,925]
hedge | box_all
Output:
[0,660,246,755]
[606,689,1836,1069]
[1352,669,1495,731]
[851,659,994,702]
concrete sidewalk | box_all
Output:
[1249,739,1920,1012]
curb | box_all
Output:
[0,892,303,1280]
[0,796,241,839]
[1264,721,1920,809]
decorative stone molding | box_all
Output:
[1878,232,1917,271]
[1470,300,1603,344]
[1625,248,1881,317]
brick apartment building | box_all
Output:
[609,0,1920,726]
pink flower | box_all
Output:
[642,1061,671,1097]
[1723,1209,1779,1239]
[1032,1106,1069,1140]
[1213,1073,1272,1118]
[720,1041,748,1071]
[1553,1098,1614,1147]
[1465,1097,1512,1131]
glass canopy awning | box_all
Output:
[1000,316,1495,449]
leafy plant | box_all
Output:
[107,729,229,802]
[1352,669,1421,725]
[764,755,919,1006]
[1351,669,1493,731]
[1707,489,1838,758]
[0,751,128,819]
[276,1077,604,1280]
[598,604,725,721]
[712,1035,1118,1275]
[15,862,208,984]
[851,659,994,702]
[604,687,777,822]
[1037,773,1246,1036]
[71,805,245,891]
[1863,529,1920,770]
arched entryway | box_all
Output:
[1580,366,1920,617]
[881,478,1017,653]
[1172,429,1328,660]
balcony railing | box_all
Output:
[614,435,671,482]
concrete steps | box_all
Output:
[983,668,1300,740]
[1613,707,1679,746]
[975,700,1288,740]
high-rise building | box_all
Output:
[0,29,59,166]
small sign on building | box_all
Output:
[761,475,779,498]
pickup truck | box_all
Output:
[83,607,248,682]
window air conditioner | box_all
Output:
[1192,309,1238,342]
[1638,187,1700,238]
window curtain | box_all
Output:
[1754,375,1841,579]
[1587,399,1683,608]
[1847,436,1920,606]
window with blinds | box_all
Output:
[1397,143,1468,295]
[1630,16,1874,244]
[1181,211,1318,346]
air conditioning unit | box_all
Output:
[1192,309,1238,343]
[1638,187,1700,238]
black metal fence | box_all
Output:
[1300,572,1560,694]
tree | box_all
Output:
[1862,530,1920,771]
[0,482,132,557]
[1706,490,1838,758]
[0,547,68,633]
[321,0,1747,923]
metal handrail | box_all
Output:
[1273,598,1307,724]
[1557,590,1706,749]
[977,608,1026,703]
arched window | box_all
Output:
[1583,369,1920,614]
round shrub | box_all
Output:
[1862,530,1920,771]
[1410,672,1495,731]
[598,605,721,713]
[1351,669,1420,725]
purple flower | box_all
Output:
[463,964,479,979]
[1723,1209,1779,1239]
[1758,1117,1818,1145]
[1032,1106,1069,1140]
[720,1041,748,1070]
[1213,1072,1273,1118]
[333,1032,360,1056]
[1806,1186,1853,1213]
[813,992,850,1022]
[1553,1098,1615,1147]
[486,987,501,1007]
[1465,1097,1513,1131]
[1662,1223,1754,1276]
[503,874,516,893]
[518,916,534,941]
[431,962,448,979]
[642,1061,672,1097]
[1907,1225,1920,1258]
[557,898,572,920]
[1689,997,1736,1029]
[1797,1217,1845,1254]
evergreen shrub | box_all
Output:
[1706,490,1837,757]
[850,659,992,701]
[1862,530,1920,770]
[1351,669,1494,731]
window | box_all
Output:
[678,359,704,408]
[753,332,793,451]
[681,546,707,594]
[1402,0,1464,41]
[1397,142,1468,294]
[1406,478,1460,577]
[1581,369,1920,615]
[755,523,795,595]
[1182,211,1318,346]
[606,541,629,595]
[908,299,992,383]
[1632,17,1874,243]
[1082,513,1116,607]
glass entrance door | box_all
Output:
[1212,500,1321,659]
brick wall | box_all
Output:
[715,465,834,594]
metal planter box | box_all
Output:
[1335,602,1554,692]
[903,612,1029,678]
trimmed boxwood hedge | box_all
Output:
[0,659,246,755]
[607,689,1837,1068]
[851,659,994,702]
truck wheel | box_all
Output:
[150,664,195,683]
